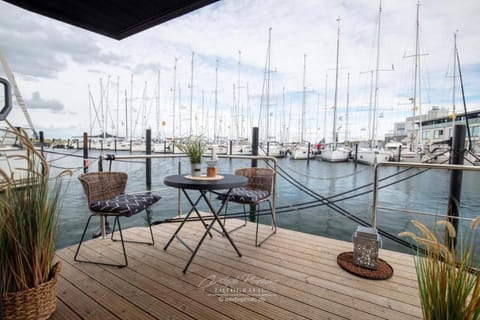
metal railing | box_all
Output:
[372,161,480,228]
[96,153,278,237]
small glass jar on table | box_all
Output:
[206,160,218,177]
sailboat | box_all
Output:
[356,1,392,165]
[321,18,350,162]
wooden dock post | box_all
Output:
[146,129,152,190]
[307,142,311,165]
[251,127,259,168]
[250,127,259,221]
[354,143,359,166]
[448,124,465,247]
[83,132,88,173]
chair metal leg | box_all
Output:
[220,201,248,236]
[74,215,128,267]
[255,199,277,247]
[146,208,155,245]
[74,215,94,263]
[111,209,155,245]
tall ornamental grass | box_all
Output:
[0,124,71,293]
[400,217,480,320]
[176,135,207,164]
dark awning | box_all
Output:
[4,0,219,40]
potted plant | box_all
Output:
[400,218,480,320]
[176,136,207,176]
[0,124,72,320]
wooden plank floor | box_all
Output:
[52,219,423,319]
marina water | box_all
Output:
[51,149,480,257]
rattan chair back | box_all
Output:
[234,167,274,194]
[78,172,127,207]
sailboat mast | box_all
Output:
[214,59,218,141]
[189,52,194,136]
[371,0,382,149]
[100,78,105,138]
[178,84,182,137]
[88,85,93,136]
[323,73,328,141]
[345,72,350,142]
[452,32,457,134]
[333,17,341,149]
[124,89,128,139]
[172,58,177,140]
[301,54,306,142]
[156,70,160,140]
[116,76,120,139]
[266,27,272,142]
[412,2,419,151]
[237,50,242,140]
[130,74,133,140]
[316,92,320,142]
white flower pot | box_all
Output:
[191,163,202,176]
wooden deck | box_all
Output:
[52,219,423,319]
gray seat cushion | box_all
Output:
[90,193,161,216]
[220,187,269,204]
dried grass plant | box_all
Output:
[0,123,72,293]
[400,217,480,320]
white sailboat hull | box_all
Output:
[290,146,314,160]
[356,148,392,165]
[320,148,350,162]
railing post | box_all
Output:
[397,144,402,162]
[98,155,103,172]
[354,143,359,167]
[307,142,311,165]
[251,127,259,168]
[83,132,89,173]
[39,131,45,175]
[448,124,465,248]
[146,129,152,191]
[250,127,259,221]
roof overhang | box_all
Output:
[4,0,219,40]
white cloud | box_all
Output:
[0,0,479,141]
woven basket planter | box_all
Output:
[2,261,61,320]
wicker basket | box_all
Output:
[2,261,61,320]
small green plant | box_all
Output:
[400,217,480,320]
[0,124,72,293]
[176,136,207,164]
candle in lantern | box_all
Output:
[211,146,217,160]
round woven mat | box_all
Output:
[337,252,393,280]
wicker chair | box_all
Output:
[75,171,161,267]
[221,167,277,246]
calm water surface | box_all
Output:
[48,149,480,257]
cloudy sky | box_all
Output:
[0,0,479,142]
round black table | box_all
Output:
[164,174,247,190]
[163,174,248,273]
